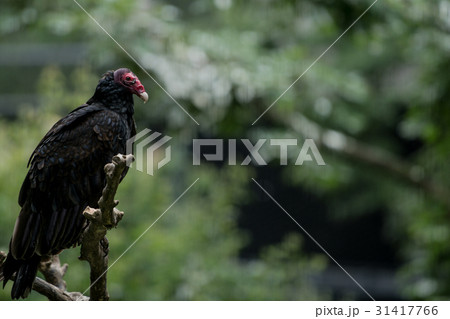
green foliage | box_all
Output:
[1,0,450,300]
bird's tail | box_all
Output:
[1,252,39,299]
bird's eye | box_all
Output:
[125,76,131,81]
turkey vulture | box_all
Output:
[0,68,148,299]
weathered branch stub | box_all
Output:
[79,153,134,301]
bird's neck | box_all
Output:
[88,88,135,115]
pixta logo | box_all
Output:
[193,139,325,166]
[127,130,326,176]
[126,129,172,176]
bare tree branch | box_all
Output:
[39,255,68,291]
[32,277,77,301]
[0,251,87,301]
[0,251,7,283]
[79,153,134,301]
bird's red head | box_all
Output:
[114,68,148,103]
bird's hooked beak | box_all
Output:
[133,79,148,103]
[138,91,149,103]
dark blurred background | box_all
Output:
[1,0,450,300]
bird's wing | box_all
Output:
[11,105,130,259]
[25,104,102,168]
